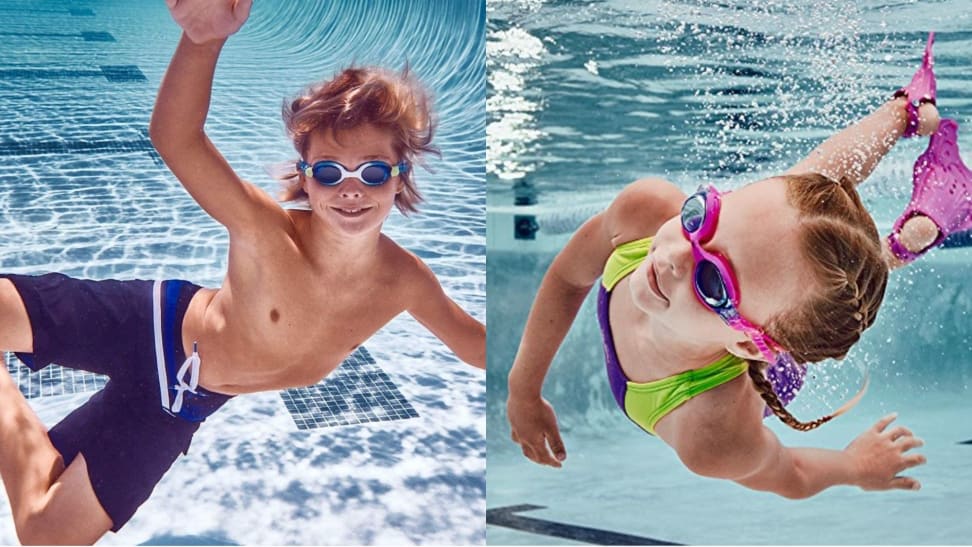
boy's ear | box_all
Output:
[395,179,404,194]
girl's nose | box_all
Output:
[658,239,692,281]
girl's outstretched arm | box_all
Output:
[684,412,925,498]
[508,178,683,467]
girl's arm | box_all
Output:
[683,413,925,498]
[508,178,683,467]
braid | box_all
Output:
[746,361,834,432]
[768,173,888,365]
[743,174,886,431]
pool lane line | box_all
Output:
[0,31,115,42]
[0,7,94,16]
[0,65,146,82]
[0,130,162,166]
[487,504,681,546]
[960,439,972,445]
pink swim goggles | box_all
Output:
[681,185,785,362]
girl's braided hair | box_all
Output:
[748,173,888,431]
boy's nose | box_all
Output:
[339,179,365,198]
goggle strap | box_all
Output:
[391,162,409,177]
[297,161,311,178]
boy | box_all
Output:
[0,0,484,543]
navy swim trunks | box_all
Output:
[1,273,234,532]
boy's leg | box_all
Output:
[0,274,154,377]
[0,365,112,544]
[0,279,32,354]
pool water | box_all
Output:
[0,0,485,544]
[487,0,972,544]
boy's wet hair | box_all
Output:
[279,66,439,215]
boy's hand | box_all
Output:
[165,0,253,44]
[845,413,926,491]
[508,393,566,468]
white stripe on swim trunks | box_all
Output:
[152,280,171,410]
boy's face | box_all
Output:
[301,124,402,237]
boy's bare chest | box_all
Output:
[200,239,407,391]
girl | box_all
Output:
[507,33,962,498]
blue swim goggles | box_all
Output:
[297,159,409,186]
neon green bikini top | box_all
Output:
[598,237,749,435]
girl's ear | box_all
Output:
[725,339,763,362]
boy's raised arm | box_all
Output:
[151,0,271,233]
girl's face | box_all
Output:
[301,124,403,237]
[628,178,814,361]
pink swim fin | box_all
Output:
[893,32,936,138]
[888,119,972,262]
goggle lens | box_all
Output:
[313,164,344,185]
[695,260,729,308]
[681,194,706,233]
[360,163,391,184]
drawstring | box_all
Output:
[171,341,200,414]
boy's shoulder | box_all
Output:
[376,234,440,292]
[377,234,423,272]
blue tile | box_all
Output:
[69,8,95,16]
[6,354,107,400]
[280,347,419,430]
[0,65,147,82]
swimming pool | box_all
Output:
[0,0,485,544]
[487,0,972,544]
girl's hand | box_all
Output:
[165,0,253,44]
[845,413,926,491]
[507,393,566,468]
